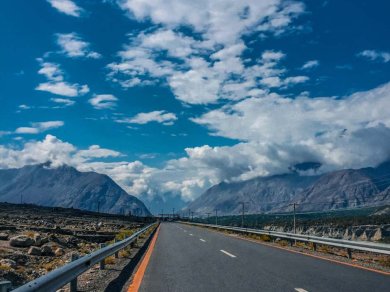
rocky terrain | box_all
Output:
[0,203,152,288]
[187,161,390,215]
[0,163,151,216]
[196,205,390,243]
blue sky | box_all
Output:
[1,0,389,213]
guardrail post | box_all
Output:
[114,239,119,258]
[312,243,317,251]
[100,243,106,269]
[70,253,79,292]
[0,280,12,292]
[347,248,352,259]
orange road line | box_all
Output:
[193,225,390,277]
[128,225,161,292]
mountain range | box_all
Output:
[0,163,151,216]
[186,162,390,215]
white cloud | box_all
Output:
[75,145,122,159]
[3,81,390,205]
[47,0,84,17]
[36,61,89,97]
[357,50,390,63]
[117,0,304,44]
[14,121,64,135]
[50,98,75,107]
[116,110,177,125]
[56,33,101,59]
[14,127,39,134]
[18,105,31,110]
[192,82,390,173]
[301,60,319,69]
[108,0,307,104]
[36,82,89,97]
[88,94,118,110]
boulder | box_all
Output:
[41,245,53,256]
[33,233,42,246]
[0,259,17,268]
[28,246,42,256]
[0,232,8,240]
[9,235,34,247]
[54,248,65,256]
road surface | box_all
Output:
[139,222,390,292]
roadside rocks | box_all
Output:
[54,248,65,256]
[9,235,34,247]
[0,259,17,269]
[41,245,53,256]
[27,246,41,256]
[33,234,42,246]
[0,232,8,240]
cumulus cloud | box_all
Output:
[35,61,89,97]
[14,121,64,135]
[192,82,390,172]
[56,33,101,59]
[108,0,307,104]
[47,0,84,17]
[88,94,118,109]
[116,110,177,125]
[357,50,390,63]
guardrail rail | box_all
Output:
[185,222,390,257]
[11,222,157,292]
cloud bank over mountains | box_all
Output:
[2,81,390,202]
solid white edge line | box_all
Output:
[220,249,236,258]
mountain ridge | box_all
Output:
[0,163,151,216]
[186,162,390,215]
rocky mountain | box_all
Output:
[0,163,151,216]
[187,162,390,215]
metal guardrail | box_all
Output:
[12,223,157,292]
[185,222,390,256]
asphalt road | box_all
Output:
[139,222,390,292]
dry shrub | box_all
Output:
[116,229,136,241]
[119,250,131,258]
[0,265,12,271]
[24,231,35,238]
[378,257,390,268]
[104,256,115,265]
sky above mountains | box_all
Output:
[0,0,389,212]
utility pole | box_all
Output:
[293,203,296,234]
[188,209,191,221]
[206,212,211,223]
[172,208,175,220]
[240,202,245,228]
[191,211,194,221]
[215,209,218,225]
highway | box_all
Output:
[139,222,390,292]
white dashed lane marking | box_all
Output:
[220,250,236,258]
[200,239,206,242]
[294,288,308,292]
